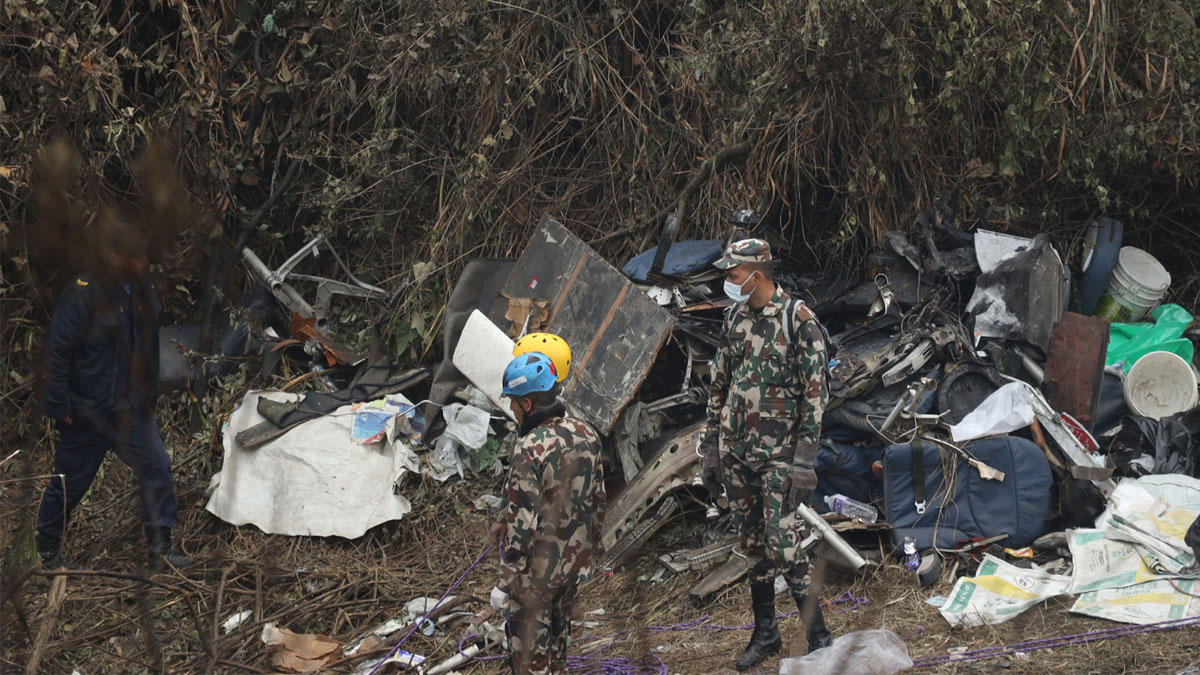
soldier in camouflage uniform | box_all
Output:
[699,238,833,671]
[489,352,606,675]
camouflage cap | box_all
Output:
[714,238,771,270]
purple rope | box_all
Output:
[911,615,1200,668]
[366,544,494,675]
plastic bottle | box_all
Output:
[823,494,879,523]
[902,536,921,572]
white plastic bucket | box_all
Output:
[1093,247,1170,322]
[1123,351,1198,420]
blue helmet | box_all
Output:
[502,352,558,397]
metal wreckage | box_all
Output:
[189,199,1200,670]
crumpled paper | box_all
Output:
[261,623,342,673]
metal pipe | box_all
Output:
[796,503,868,570]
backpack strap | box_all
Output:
[911,440,928,515]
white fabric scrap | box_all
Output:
[442,403,491,450]
[948,381,1036,442]
[206,391,419,538]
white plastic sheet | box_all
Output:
[452,310,515,419]
[779,629,913,675]
[442,403,491,450]
[206,391,419,538]
[948,381,1035,442]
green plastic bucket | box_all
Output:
[1093,247,1170,322]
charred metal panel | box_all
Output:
[500,215,676,434]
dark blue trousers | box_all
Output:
[37,411,179,539]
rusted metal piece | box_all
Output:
[289,313,364,367]
[1041,312,1110,430]
[600,422,704,553]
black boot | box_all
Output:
[793,593,833,652]
[735,581,782,671]
[145,527,195,573]
[35,534,80,570]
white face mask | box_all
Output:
[723,273,757,303]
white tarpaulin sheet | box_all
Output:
[938,554,1072,628]
[206,391,420,538]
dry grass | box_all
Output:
[4,392,1198,675]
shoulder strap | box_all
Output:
[777,296,796,343]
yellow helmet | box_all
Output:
[513,333,572,382]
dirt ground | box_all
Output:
[2,396,1198,674]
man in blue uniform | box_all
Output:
[37,221,193,573]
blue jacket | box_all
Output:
[43,275,161,422]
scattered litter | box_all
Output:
[403,596,453,630]
[353,650,426,674]
[779,628,913,675]
[261,623,342,673]
[938,554,1072,628]
[221,609,253,634]
[442,403,491,450]
[472,494,503,511]
[351,397,417,444]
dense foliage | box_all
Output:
[2,0,1197,416]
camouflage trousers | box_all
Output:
[723,454,811,591]
[507,585,576,675]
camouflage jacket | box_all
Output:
[500,405,606,593]
[705,286,828,485]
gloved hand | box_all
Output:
[785,442,818,512]
[490,586,509,611]
[488,522,506,548]
[699,429,723,498]
[786,475,813,514]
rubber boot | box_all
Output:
[36,534,80,570]
[735,581,782,671]
[793,592,833,652]
[146,527,195,573]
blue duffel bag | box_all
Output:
[814,440,883,512]
[883,436,1053,552]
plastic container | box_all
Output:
[902,536,921,571]
[1093,247,1171,322]
[1123,351,1199,420]
[824,494,878,523]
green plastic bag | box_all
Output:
[1106,303,1195,371]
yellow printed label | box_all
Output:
[967,575,1041,601]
